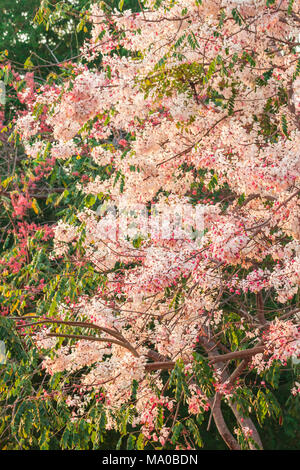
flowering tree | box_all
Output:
[2,0,300,450]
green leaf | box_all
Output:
[24,56,34,70]
[171,422,183,444]
[136,433,145,450]
[232,8,244,26]
[186,419,203,447]
[288,0,295,14]
[127,434,136,450]
[281,115,288,137]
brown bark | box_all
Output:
[210,395,241,450]
[199,334,263,450]
[209,345,265,364]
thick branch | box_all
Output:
[210,395,241,450]
[209,346,265,364]
[256,292,267,325]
